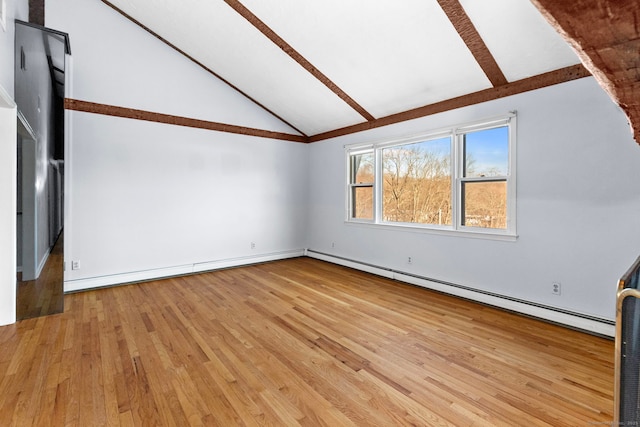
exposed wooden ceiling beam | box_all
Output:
[437,0,508,87]
[223,0,376,122]
[64,66,590,145]
[100,0,307,138]
[29,0,45,26]
[309,64,590,142]
[530,0,640,144]
[65,99,308,143]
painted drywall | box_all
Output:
[0,86,17,326]
[307,77,640,322]
[45,0,309,289]
[0,0,28,98]
[0,0,28,326]
[65,112,308,286]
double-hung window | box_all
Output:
[348,149,375,220]
[346,114,516,237]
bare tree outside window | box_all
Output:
[462,181,507,228]
[461,126,509,229]
[382,137,451,225]
[346,115,515,235]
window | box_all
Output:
[382,136,451,226]
[346,114,516,237]
[460,126,509,229]
[348,150,374,220]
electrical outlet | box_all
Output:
[250,242,256,249]
[552,282,561,296]
[72,260,81,270]
[407,256,412,264]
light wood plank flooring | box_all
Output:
[16,232,64,320]
[0,257,614,426]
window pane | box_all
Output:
[352,186,373,220]
[464,126,508,178]
[462,181,507,229]
[382,137,451,225]
[351,152,374,184]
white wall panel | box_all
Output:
[307,77,640,321]
[64,112,308,287]
[43,0,309,290]
[0,0,29,325]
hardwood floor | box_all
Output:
[16,232,64,320]
[0,258,614,426]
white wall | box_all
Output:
[46,0,309,290]
[65,112,308,288]
[307,77,640,322]
[0,86,17,326]
[0,0,28,325]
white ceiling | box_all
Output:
[104,0,580,137]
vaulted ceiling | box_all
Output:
[27,0,636,143]
[96,0,591,141]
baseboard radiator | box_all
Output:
[306,250,613,337]
[615,255,640,425]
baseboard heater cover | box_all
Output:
[306,249,614,337]
[62,247,614,336]
[64,249,305,293]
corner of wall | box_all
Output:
[0,84,17,326]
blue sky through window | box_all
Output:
[464,126,508,177]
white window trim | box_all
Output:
[345,113,517,239]
[345,148,375,223]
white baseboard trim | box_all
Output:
[36,247,51,279]
[306,250,615,338]
[64,249,305,293]
[62,248,614,337]
[306,250,395,279]
[191,250,304,273]
[64,264,194,293]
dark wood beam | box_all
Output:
[309,64,590,142]
[436,0,508,87]
[29,0,45,26]
[223,0,376,122]
[100,0,308,138]
[530,0,640,144]
[65,99,308,143]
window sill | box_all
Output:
[344,220,518,242]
